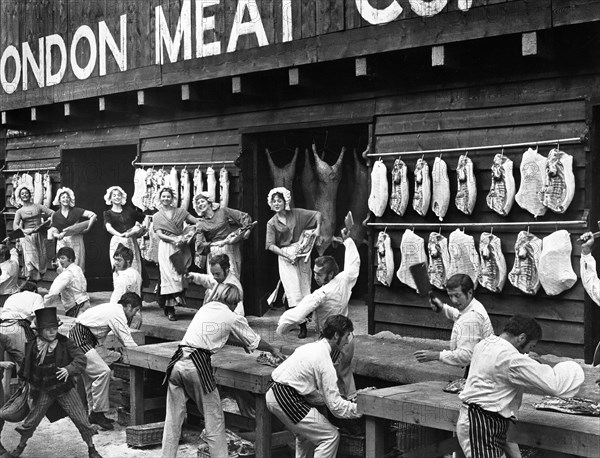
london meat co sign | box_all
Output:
[0,0,473,95]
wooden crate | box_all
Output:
[126,421,164,447]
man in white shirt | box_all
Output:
[276,228,360,397]
[457,315,584,458]
[267,315,362,458]
[186,254,244,315]
[161,283,281,458]
[69,292,141,431]
[579,232,600,366]
[415,274,494,373]
[0,244,20,307]
[44,247,90,317]
[110,245,143,329]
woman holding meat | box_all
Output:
[266,187,322,338]
[49,188,97,273]
[153,187,197,321]
[13,184,54,281]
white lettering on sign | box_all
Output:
[99,15,127,76]
[1,45,21,94]
[22,38,45,91]
[71,25,97,80]
[282,0,293,43]
[196,0,221,58]
[227,0,269,53]
[45,35,67,87]
[156,0,192,64]
[408,0,447,17]
[354,0,403,25]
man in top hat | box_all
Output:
[186,253,244,315]
[8,307,102,458]
[70,292,142,431]
[0,244,19,308]
[44,246,90,317]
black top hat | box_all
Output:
[34,307,61,329]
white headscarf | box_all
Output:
[104,186,127,206]
[267,187,292,211]
[14,183,34,208]
[193,191,220,214]
[52,187,75,207]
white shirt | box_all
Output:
[459,336,584,418]
[75,302,138,347]
[188,271,244,316]
[180,300,260,353]
[0,250,20,295]
[271,339,361,420]
[439,298,494,366]
[45,263,89,311]
[581,253,600,305]
[0,291,44,321]
[111,267,142,304]
[277,239,360,335]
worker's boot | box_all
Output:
[298,322,308,339]
[89,412,114,430]
[88,445,103,458]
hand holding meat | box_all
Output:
[580,231,595,255]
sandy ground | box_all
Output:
[0,292,368,458]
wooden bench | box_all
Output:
[357,381,600,458]
[125,341,290,458]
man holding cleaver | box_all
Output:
[579,231,600,368]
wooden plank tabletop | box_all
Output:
[358,381,600,457]
[58,315,146,347]
[125,342,275,393]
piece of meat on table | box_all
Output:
[542,148,575,214]
[478,232,507,293]
[443,378,466,394]
[432,157,450,221]
[538,230,577,296]
[534,396,600,416]
[515,147,547,217]
[486,153,515,216]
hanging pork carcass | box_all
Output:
[538,230,577,296]
[266,147,298,207]
[541,148,575,214]
[300,148,317,210]
[509,231,542,295]
[478,232,507,293]
[486,154,515,216]
[376,231,394,287]
[346,147,370,245]
[515,147,547,217]
[368,159,389,217]
[447,229,480,287]
[428,232,450,290]
[455,154,477,215]
[397,229,427,292]
[431,157,450,221]
[412,158,431,217]
[390,158,409,216]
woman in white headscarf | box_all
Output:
[194,191,252,279]
[13,184,54,280]
[103,186,145,274]
[265,187,321,338]
[48,187,97,272]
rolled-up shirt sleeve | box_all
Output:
[230,315,261,352]
[276,291,324,335]
[342,239,360,284]
[581,253,600,306]
[44,270,73,305]
[108,313,138,347]
[317,356,361,419]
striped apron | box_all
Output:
[269,381,311,424]
[163,345,216,394]
[69,323,99,353]
[330,348,341,363]
[17,319,37,341]
[467,403,511,458]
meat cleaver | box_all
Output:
[578,220,600,242]
[409,262,433,298]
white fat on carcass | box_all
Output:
[397,229,427,292]
[390,158,409,216]
[413,158,431,216]
[515,148,547,217]
[539,230,577,296]
[455,154,477,215]
[33,172,44,205]
[508,231,542,295]
[368,159,389,217]
[427,232,450,290]
[541,149,575,214]
[132,168,147,211]
[447,229,480,287]
[219,166,230,208]
[431,157,450,221]
[206,166,217,202]
[376,231,394,287]
[486,154,515,216]
[179,168,191,211]
[478,232,507,293]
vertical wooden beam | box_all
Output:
[522,32,538,56]
[365,417,385,458]
[181,83,193,101]
[98,97,107,112]
[432,45,445,67]
[232,76,242,94]
[64,103,72,117]
[30,107,38,121]
[355,57,369,77]
[129,366,145,426]
[254,396,272,458]
[288,68,300,86]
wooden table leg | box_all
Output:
[365,417,385,458]
[255,395,272,458]
[130,366,144,426]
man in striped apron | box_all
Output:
[267,315,362,458]
[160,283,282,458]
[70,292,142,431]
[44,247,90,317]
[457,316,585,458]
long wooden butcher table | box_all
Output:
[125,341,289,458]
[358,381,600,458]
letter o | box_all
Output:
[1,45,22,94]
[70,25,97,80]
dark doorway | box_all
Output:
[61,146,137,291]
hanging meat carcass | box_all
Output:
[509,231,542,295]
[539,230,577,296]
[368,159,389,218]
[376,231,394,287]
[390,158,409,216]
[169,166,179,206]
[300,148,317,210]
[515,147,547,217]
[193,168,204,196]
[179,168,191,211]
[413,158,431,217]
[42,173,52,208]
[431,157,450,221]
[478,232,507,293]
[347,147,370,245]
[312,145,346,255]
[428,232,450,290]
[455,154,477,215]
[219,166,230,208]
[447,229,480,287]
[266,147,298,207]
[541,148,575,214]
[486,154,515,216]
[397,229,427,292]
[33,172,44,205]
[8,175,19,207]
[132,168,147,211]
[206,166,217,202]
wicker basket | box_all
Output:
[338,432,365,458]
[112,362,130,380]
[126,421,165,447]
[118,407,166,427]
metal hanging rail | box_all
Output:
[366,136,585,158]
[367,220,587,230]
[1,166,58,173]
[132,160,236,167]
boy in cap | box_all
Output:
[9,307,102,458]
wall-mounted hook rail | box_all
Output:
[133,160,236,167]
[367,220,587,230]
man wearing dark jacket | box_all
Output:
[9,307,101,458]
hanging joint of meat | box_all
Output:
[455,154,477,215]
[486,154,515,216]
[376,231,394,287]
[432,157,450,222]
[541,148,575,214]
[508,231,542,295]
[412,158,431,217]
[427,232,449,290]
[266,147,298,207]
[390,158,409,216]
[478,232,507,293]
[368,159,389,218]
